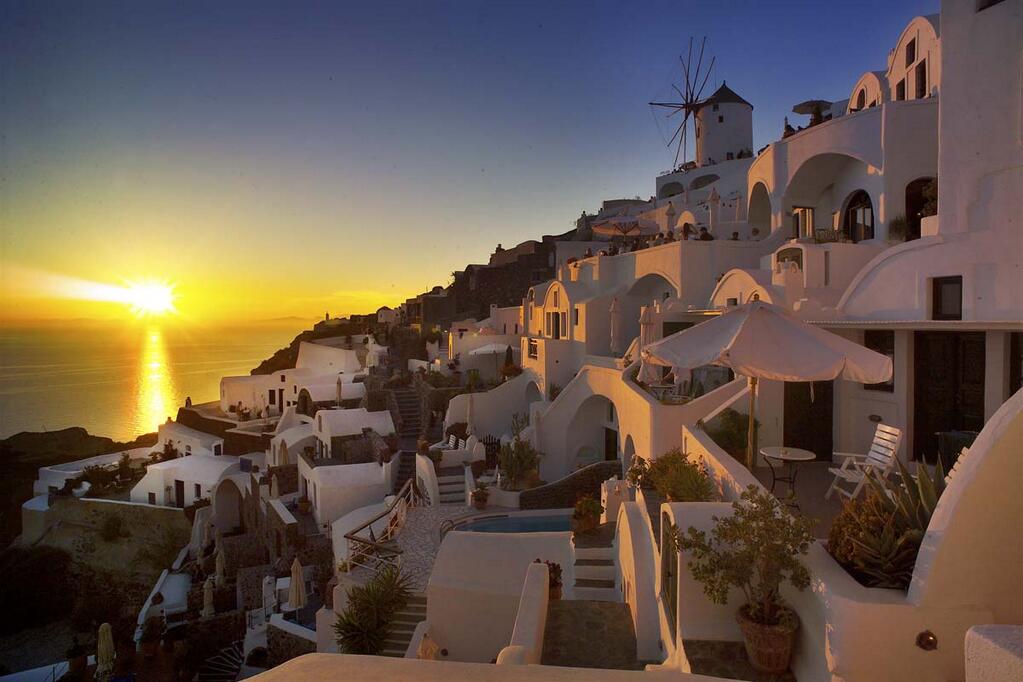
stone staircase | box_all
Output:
[393,388,422,440]
[393,451,416,494]
[573,545,619,602]
[436,466,465,505]
[381,594,428,657]
[197,640,244,681]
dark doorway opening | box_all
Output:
[174,479,185,508]
[604,427,618,461]
[905,177,934,241]
[783,381,834,460]
[843,191,874,242]
[913,331,986,463]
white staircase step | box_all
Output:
[572,586,621,602]
[574,546,614,561]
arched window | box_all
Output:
[855,89,866,111]
[843,191,874,243]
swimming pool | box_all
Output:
[457,514,572,533]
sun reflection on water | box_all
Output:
[137,326,176,434]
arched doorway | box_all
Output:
[843,190,875,243]
[905,177,935,241]
[748,182,771,236]
[524,381,543,422]
[213,479,243,534]
[567,394,619,470]
[622,435,636,474]
[296,389,314,417]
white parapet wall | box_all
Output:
[966,625,1023,682]
[497,560,550,665]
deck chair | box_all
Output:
[825,424,902,501]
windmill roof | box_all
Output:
[697,82,752,109]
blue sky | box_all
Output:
[1,0,938,319]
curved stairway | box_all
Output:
[381,594,428,657]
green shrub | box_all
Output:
[887,214,908,241]
[498,437,542,491]
[827,459,946,590]
[334,566,412,654]
[573,495,603,521]
[703,408,756,460]
[645,448,714,502]
[671,485,815,625]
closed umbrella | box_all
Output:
[96,622,115,680]
[641,301,892,469]
[289,557,307,611]
[201,577,215,618]
[279,441,289,467]
[609,297,623,357]
[637,305,661,385]
[270,474,280,499]
[215,550,226,588]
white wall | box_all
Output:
[426,531,573,663]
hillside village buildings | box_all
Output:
[15,2,1023,681]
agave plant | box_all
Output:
[828,459,947,590]
[334,566,412,655]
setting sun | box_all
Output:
[125,282,176,316]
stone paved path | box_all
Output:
[684,640,796,681]
[541,600,641,670]
[349,503,474,591]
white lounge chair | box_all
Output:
[825,424,902,501]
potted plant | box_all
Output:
[140,617,162,658]
[66,636,87,674]
[572,495,603,535]
[671,485,815,675]
[471,483,489,510]
[534,559,563,600]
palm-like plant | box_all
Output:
[333,566,413,655]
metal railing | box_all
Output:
[343,478,424,577]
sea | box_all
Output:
[0,321,307,442]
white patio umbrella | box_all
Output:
[279,441,290,466]
[609,297,623,357]
[470,343,512,380]
[641,301,892,469]
[289,557,307,611]
[96,622,115,679]
[201,576,215,618]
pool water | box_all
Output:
[458,514,572,533]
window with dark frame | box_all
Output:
[896,79,906,101]
[932,276,963,320]
[905,38,916,67]
[915,60,927,99]
[194,483,201,499]
[148,492,156,505]
[863,330,895,392]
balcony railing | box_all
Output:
[342,477,424,578]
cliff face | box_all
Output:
[0,427,157,546]
[249,321,367,375]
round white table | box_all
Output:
[760,446,816,508]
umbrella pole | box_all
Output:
[747,377,758,471]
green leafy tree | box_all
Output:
[671,485,815,625]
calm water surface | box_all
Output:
[0,322,304,441]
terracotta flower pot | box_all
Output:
[549,584,562,600]
[735,605,799,675]
[473,496,487,510]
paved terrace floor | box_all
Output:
[542,600,643,670]
[753,461,844,538]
